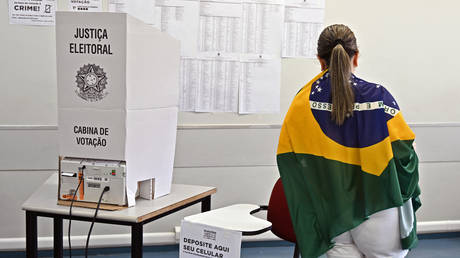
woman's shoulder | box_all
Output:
[353,76,397,105]
[296,71,328,95]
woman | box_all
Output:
[277,24,420,258]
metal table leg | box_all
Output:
[26,211,38,258]
[131,223,143,258]
[201,196,211,212]
[53,216,63,258]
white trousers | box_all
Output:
[326,207,408,258]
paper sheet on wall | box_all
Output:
[239,58,281,114]
[282,2,325,58]
[199,1,243,54]
[180,55,240,113]
[241,0,283,57]
[8,0,56,26]
[108,0,155,24]
[111,0,156,24]
[285,0,325,8]
[108,0,127,12]
[155,0,200,56]
[68,0,102,12]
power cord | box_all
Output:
[68,165,85,258]
[85,186,110,258]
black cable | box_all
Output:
[85,186,110,258]
[68,165,85,258]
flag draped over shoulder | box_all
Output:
[277,70,421,258]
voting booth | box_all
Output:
[56,11,180,207]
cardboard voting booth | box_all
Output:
[56,11,180,207]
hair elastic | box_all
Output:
[333,39,344,47]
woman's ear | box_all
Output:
[352,52,359,68]
[317,55,327,71]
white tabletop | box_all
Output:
[22,174,216,223]
[184,204,272,233]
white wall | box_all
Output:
[1,0,460,251]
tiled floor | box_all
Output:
[2,237,460,257]
[406,237,460,258]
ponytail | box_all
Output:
[329,44,354,126]
[317,24,358,126]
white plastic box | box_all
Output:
[56,11,180,206]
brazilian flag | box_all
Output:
[277,70,421,257]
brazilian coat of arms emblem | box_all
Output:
[75,64,108,102]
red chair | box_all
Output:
[182,177,299,257]
[267,178,299,258]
